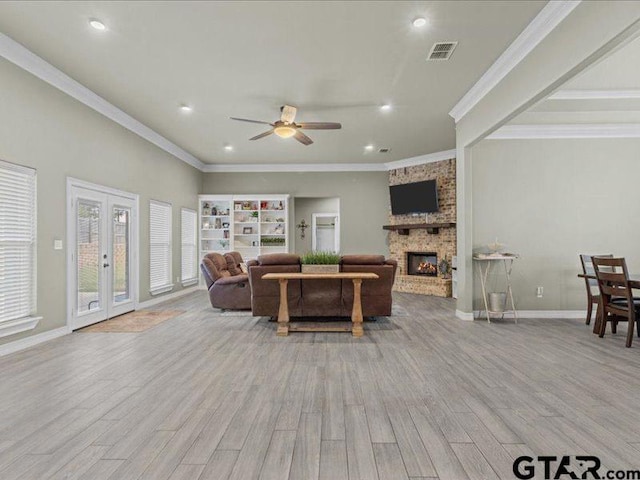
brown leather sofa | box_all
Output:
[200,251,251,310]
[247,253,397,317]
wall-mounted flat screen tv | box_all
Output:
[389,180,438,215]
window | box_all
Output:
[181,208,197,286]
[149,200,172,294]
[0,160,37,325]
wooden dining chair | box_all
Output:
[592,256,640,348]
[579,254,612,326]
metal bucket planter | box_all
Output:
[489,292,507,312]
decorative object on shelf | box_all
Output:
[223,230,229,239]
[261,237,286,246]
[220,239,229,249]
[278,201,284,210]
[235,203,242,211]
[438,256,451,278]
[261,201,268,210]
[274,224,284,234]
[243,226,253,234]
[215,218,222,229]
[276,217,285,223]
[487,237,506,253]
[202,203,211,216]
[203,221,210,229]
[212,206,218,216]
[250,211,259,219]
[222,222,229,228]
[301,251,341,273]
[252,241,259,246]
[297,219,309,239]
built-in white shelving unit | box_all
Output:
[198,194,289,263]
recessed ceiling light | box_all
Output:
[224,145,233,151]
[380,104,392,112]
[365,145,375,151]
[412,17,427,28]
[179,104,193,113]
[89,19,106,31]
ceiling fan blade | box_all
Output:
[249,130,274,141]
[280,105,297,123]
[294,130,314,146]
[230,117,272,125]
[297,122,342,130]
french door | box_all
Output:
[68,182,138,330]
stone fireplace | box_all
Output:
[387,157,456,297]
[407,252,438,276]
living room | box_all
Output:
[2,2,640,480]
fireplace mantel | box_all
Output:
[383,222,456,235]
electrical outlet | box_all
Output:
[536,286,543,298]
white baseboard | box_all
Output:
[456,310,475,321]
[473,310,587,319]
[137,286,200,309]
[0,326,71,357]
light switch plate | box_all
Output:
[54,239,63,250]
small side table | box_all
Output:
[473,254,519,323]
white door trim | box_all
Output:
[311,213,340,252]
[66,178,140,329]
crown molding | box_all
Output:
[201,149,457,173]
[384,149,456,170]
[448,0,581,123]
[0,33,206,171]
[202,162,387,173]
[549,89,640,100]
[487,123,640,139]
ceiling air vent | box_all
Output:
[378,148,391,154]
[427,41,458,61]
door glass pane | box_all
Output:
[77,200,101,313]
[113,207,130,304]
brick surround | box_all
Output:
[388,158,456,297]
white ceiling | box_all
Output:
[0,1,545,165]
[508,35,640,126]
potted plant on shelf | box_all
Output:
[301,251,341,274]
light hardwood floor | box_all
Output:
[1,292,640,480]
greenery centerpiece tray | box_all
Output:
[301,251,341,274]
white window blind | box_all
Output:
[181,208,197,285]
[149,200,172,294]
[0,160,36,323]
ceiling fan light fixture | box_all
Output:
[274,125,297,138]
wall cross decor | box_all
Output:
[297,219,309,239]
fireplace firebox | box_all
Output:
[407,252,438,276]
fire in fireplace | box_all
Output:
[407,252,438,277]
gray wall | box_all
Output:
[201,172,389,256]
[472,138,640,311]
[0,58,201,345]
[293,197,339,254]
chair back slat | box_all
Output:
[580,254,612,290]
[592,256,633,310]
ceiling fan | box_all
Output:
[230,105,341,146]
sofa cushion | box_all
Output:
[215,273,249,285]
[258,253,301,265]
[341,254,386,265]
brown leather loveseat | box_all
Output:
[247,253,397,317]
[200,252,251,310]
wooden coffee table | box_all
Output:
[261,272,379,337]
